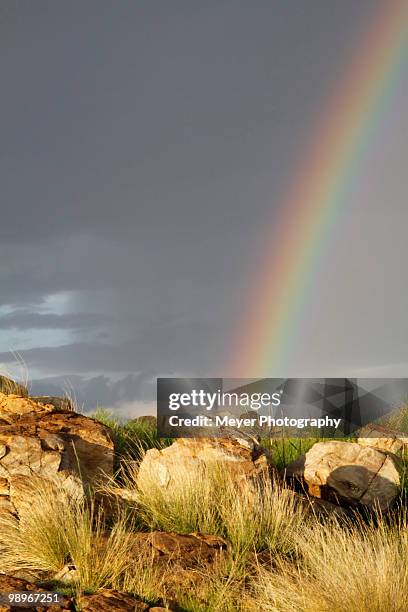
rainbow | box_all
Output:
[229,0,408,377]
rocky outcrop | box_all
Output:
[0,393,114,516]
[137,436,273,491]
[302,441,401,512]
[358,423,408,454]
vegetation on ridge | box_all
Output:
[0,392,408,610]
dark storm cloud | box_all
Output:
[0,307,229,375]
[2,1,404,411]
[0,310,113,330]
[1,1,370,245]
[29,372,155,411]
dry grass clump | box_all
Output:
[0,478,80,573]
[116,457,306,562]
[64,506,136,593]
[218,474,304,560]
[0,374,28,397]
[135,460,221,535]
[120,545,249,611]
[251,512,408,612]
[1,467,407,611]
[0,475,249,607]
[0,479,136,594]
[0,477,180,605]
[174,556,249,612]
[119,545,169,604]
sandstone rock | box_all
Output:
[124,531,224,604]
[303,441,401,511]
[29,397,73,412]
[95,485,140,521]
[129,531,228,568]
[0,377,28,398]
[137,436,273,491]
[0,574,72,610]
[53,565,78,584]
[0,395,54,424]
[295,493,350,521]
[357,423,408,454]
[78,590,149,611]
[0,393,114,516]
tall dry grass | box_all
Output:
[174,556,249,612]
[251,511,408,612]
[119,545,169,605]
[0,478,80,574]
[218,474,304,560]
[115,456,306,562]
[0,478,135,594]
[64,505,136,593]
[1,442,407,610]
[135,460,221,535]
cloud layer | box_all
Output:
[1,2,407,414]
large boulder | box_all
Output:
[137,436,273,491]
[0,393,114,516]
[357,423,408,454]
[302,441,401,511]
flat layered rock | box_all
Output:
[0,395,54,424]
[130,531,228,567]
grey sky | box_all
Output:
[1,1,407,414]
